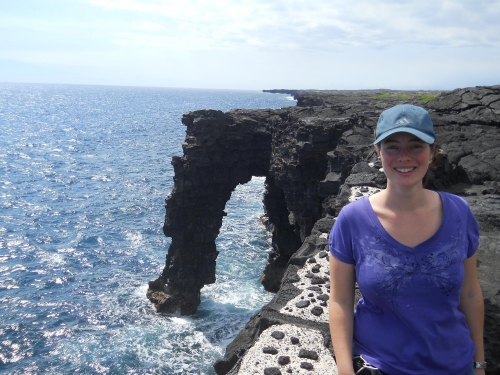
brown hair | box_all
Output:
[424,146,444,187]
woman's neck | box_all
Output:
[382,182,429,212]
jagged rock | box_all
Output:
[148,86,500,375]
[427,86,500,125]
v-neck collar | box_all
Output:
[363,192,447,252]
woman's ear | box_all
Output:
[374,144,380,157]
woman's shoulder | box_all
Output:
[339,196,369,216]
[437,191,471,211]
[336,197,372,228]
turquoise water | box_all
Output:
[0,83,295,374]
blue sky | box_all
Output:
[1,0,500,90]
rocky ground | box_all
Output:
[147,86,500,374]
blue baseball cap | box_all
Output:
[374,104,436,145]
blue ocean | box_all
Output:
[0,83,295,374]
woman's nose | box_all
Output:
[397,147,411,160]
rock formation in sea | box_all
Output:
[147,86,500,374]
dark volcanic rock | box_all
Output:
[271,331,285,340]
[298,349,319,360]
[295,300,310,308]
[427,85,500,125]
[317,294,329,301]
[278,356,291,365]
[149,86,500,375]
[310,277,327,285]
[310,306,324,316]
[263,347,279,355]
[264,367,281,375]
[465,194,500,374]
[307,286,322,292]
[300,362,314,371]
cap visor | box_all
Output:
[374,127,435,144]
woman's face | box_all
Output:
[376,132,434,188]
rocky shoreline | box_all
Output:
[147,86,500,374]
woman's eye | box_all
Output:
[409,144,425,152]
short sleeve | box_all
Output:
[329,209,355,264]
[466,207,480,258]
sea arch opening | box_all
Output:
[201,176,274,311]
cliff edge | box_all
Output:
[148,86,500,374]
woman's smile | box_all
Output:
[394,167,416,173]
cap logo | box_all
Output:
[395,117,410,125]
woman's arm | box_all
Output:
[329,255,356,375]
[458,253,485,374]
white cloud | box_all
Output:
[2,0,499,89]
[88,0,500,51]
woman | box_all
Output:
[328,104,485,375]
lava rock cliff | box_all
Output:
[148,86,500,374]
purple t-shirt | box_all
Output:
[329,192,479,375]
